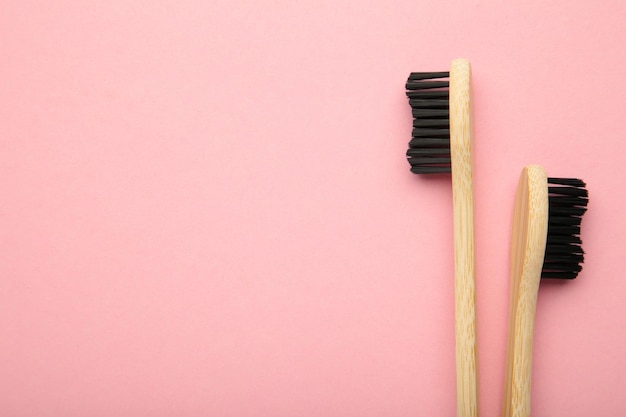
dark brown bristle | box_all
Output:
[541,178,589,279]
[405,72,451,174]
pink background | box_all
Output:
[1,1,625,416]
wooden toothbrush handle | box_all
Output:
[503,166,549,417]
[449,58,478,417]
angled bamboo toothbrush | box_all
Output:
[503,165,588,417]
[405,58,478,417]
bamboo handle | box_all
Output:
[449,58,478,417]
[502,165,549,417]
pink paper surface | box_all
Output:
[1,1,625,416]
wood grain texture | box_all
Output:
[449,58,478,417]
[502,165,549,417]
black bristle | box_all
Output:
[405,80,449,90]
[412,127,450,138]
[408,72,450,80]
[541,178,589,279]
[405,71,451,174]
[412,108,450,119]
[406,91,449,100]
[408,137,450,147]
[409,99,449,109]
[413,119,449,128]
[546,178,586,187]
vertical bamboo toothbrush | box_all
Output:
[405,58,478,417]
[503,165,588,417]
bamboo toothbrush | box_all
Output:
[405,58,477,417]
[503,165,588,417]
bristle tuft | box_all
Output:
[542,178,589,279]
[405,71,451,174]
